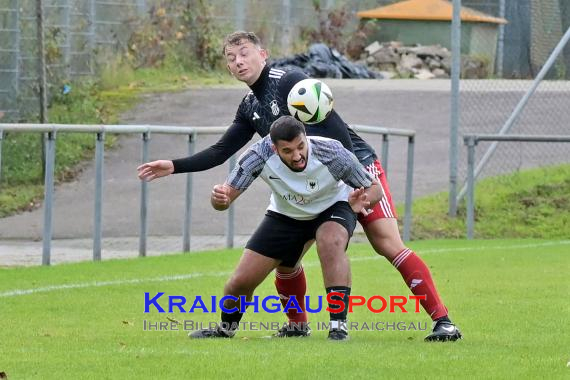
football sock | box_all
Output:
[275,266,308,324]
[391,248,448,320]
[326,286,351,330]
[436,315,451,323]
[220,311,243,332]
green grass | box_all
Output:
[401,164,570,240]
[0,66,233,217]
[2,240,569,379]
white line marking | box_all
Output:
[1,241,568,298]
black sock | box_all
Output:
[326,286,351,329]
[435,315,451,324]
[221,311,243,331]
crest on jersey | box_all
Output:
[306,178,319,193]
[270,100,280,116]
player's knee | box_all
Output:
[225,273,256,296]
[317,233,347,254]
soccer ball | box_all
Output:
[287,78,334,124]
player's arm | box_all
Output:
[347,181,382,216]
[137,105,256,181]
[210,183,243,211]
[210,141,267,211]
[316,139,383,213]
[170,121,255,173]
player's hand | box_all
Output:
[349,187,371,216]
[137,160,174,181]
[211,184,232,211]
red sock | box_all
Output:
[392,249,448,320]
[275,266,307,324]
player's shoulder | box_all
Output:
[309,135,343,148]
[309,136,346,158]
[240,90,255,104]
[236,90,257,116]
[268,65,307,82]
[248,135,275,159]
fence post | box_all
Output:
[403,135,414,241]
[93,132,104,261]
[87,0,96,75]
[182,133,196,252]
[36,0,48,123]
[496,0,506,78]
[42,131,56,265]
[448,0,461,217]
[226,154,237,249]
[62,0,71,78]
[139,131,150,257]
[0,130,3,186]
[465,136,477,240]
[381,134,389,177]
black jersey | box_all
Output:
[172,65,377,173]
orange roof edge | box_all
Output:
[357,0,508,24]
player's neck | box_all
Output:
[248,65,270,96]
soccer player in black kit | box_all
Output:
[138,31,461,342]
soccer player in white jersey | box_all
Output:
[189,115,382,340]
[139,31,461,342]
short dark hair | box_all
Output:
[222,31,262,56]
[270,116,306,144]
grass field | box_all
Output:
[2,239,569,379]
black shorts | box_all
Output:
[245,201,357,268]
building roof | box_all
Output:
[357,0,507,24]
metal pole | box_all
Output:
[37,0,48,179]
[235,0,245,30]
[381,134,389,178]
[0,130,3,186]
[226,154,237,248]
[281,0,292,55]
[36,0,48,123]
[42,131,56,266]
[63,0,71,79]
[14,0,20,119]
[93,132,104,261]
[139,132,149,257]
[402,135,414,242]
[448,0,461,216]
[182,133,196,252]
[466,137,476,240]
[88,0,96,75]
[457,25,570,203]
[136,0,146,15]
[496,0,506,78]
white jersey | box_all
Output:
[227,135,373,220]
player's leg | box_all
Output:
[189,249,279,339]
[314,201,356,341]
[272,239,314,336]
[248,211,312,337]
[360,160,461,341]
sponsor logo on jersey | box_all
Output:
[306,178,319,192]
[270,100,280,116]
[281,193,312,205]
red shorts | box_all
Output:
[358,160,397,226]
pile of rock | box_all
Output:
[360,41,452,79]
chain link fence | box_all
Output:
[455,0,570,202]
[0,0,145,121]
[1,0,568,191]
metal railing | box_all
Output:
[463,134,570,239]
[0,123,416,265]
